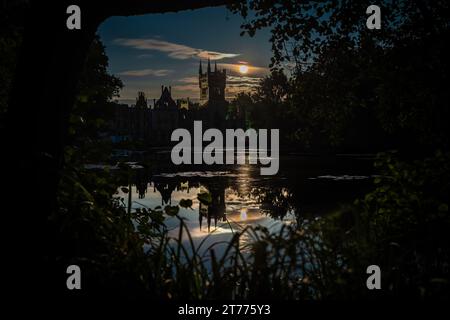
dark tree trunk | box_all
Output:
[4,1,103,301]
[3,0,232,302]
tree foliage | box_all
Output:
[0,0,29,124]
[66,36,123,164]
[230,0,450,151]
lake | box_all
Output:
[115,154,375,256]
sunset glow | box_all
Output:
[239,64,249,74]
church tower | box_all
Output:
[198,58,226,105]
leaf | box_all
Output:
[197,192,212,205]
[179,199,193,209]
[164,205,179,216]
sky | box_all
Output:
[98,6,272,105]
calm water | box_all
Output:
[115,154,375,255]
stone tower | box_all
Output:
[198,58,226,105]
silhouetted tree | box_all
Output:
[67,36,123,164]
[230,0,450,151]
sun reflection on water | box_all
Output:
[240,208,248,221]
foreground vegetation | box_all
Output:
[53,150,449,300]
[2,0,448,300]
[50,0,450,300]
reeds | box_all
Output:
[144,212,347,300]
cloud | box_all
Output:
[218,63,269,77]
[174,74,262,99]
[172,77,199,97]
[177,76,198,84]
[115,38,240,60]
[118,68,173,77]
[173,76,261,99]
[171,84,200,100]
[227,75,262,87]
[226,76,261,98]
[172,84,198,92]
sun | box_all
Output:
[239,64,249,74]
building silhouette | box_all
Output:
[199,58,226,104]
[110,61,244,146]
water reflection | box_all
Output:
[115,155,374,253]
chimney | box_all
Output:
[161,85,164,94]
[169,86,171,94]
